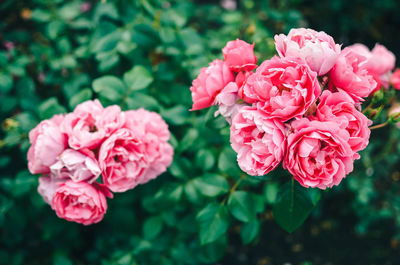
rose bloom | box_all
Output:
[62,100,124,149]
[99,129,148,192]
[329,47,377,102]
[50,149,101,183]
[348,43,396,89]
[190,59,234,110]
[214,82,247,124]
[37,176,66,204]
[391,69,400,90]
[222,39,257,72]
[124,109,173,184]
[284,118,355,189]
[99,109,173,192]
[274,28,341,75]
[316,91,372,154]
[236,70,254,103]
[51,180,109,225]
[241,56,321,121]
[27,114,67,174]
[230,107,286,176]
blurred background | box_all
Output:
[1,0,400,264]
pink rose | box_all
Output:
[242,56,321,121]
[348,43,395,89]
[369,44,395,74]
[274,28,341,75]
[27,115,67,174]
[4,41,15,51]
[222,39,257,72]
[230,107,286,176]
[100,110,173,192]
[214,82,247,124]
[329,47,377,102]
[190,59,235,110]
[50,149,101,183]
[391,69,400,90]
[284,118,355,189]
[98,105,126,135]
[51,180,108,225]
[80,2,91,12]
[236,71,255,103]
[99,129,147,192]
[62,100,124,149]
[316,90,372,154]
[124,109,173,183]
[37,176,66,204]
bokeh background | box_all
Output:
[1,0,400,264]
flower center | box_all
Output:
[89,124,98,133]
[278,84,291,93]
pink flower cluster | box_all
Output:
[190,28,396,189]
[28,100,173,225]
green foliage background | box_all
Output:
[1,0,400,264]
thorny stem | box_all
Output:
[369,121,389,130]
[362,103,373,114]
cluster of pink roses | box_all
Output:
[190,28,396,189]
[28,100,173,225]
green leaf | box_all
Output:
[193,174,229,197]
[132,24,159,47]
[159,27,176,43]
[218,147,241,176]
[93,2,119,22]
[228,191,257,222]
[117,41,137,55]
[161,105,189,125]
[184,180,202,203]
[13,171,37,197]
[196,236,227,263]
[53,253,73,265]
[92,31,122,53]
[179,128,199,152]
[133,238,152,254]
[31,9,51,22]
[180,28,204,55]
[0,73,13,93]
[161,9,187,27]
[125,92,160,110]
[123,65,153,91]
[38,97,66,120]
[0,156,10,168]
[46,21,65,40]
[57,38,72,54]
[92,76,126,103]
[167,185,183,202]
[264,182,279,205]
[272,181,315,233]
[15,112,37,132]
[195,149,215,171]
[143,216,163,240]
[196,203,230,245]
[169,159,185,179]
[0,52,8,65]
[58,2,80,20]
[307,188,321,206]
[69,88,93,109]
[241,220,260,244]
